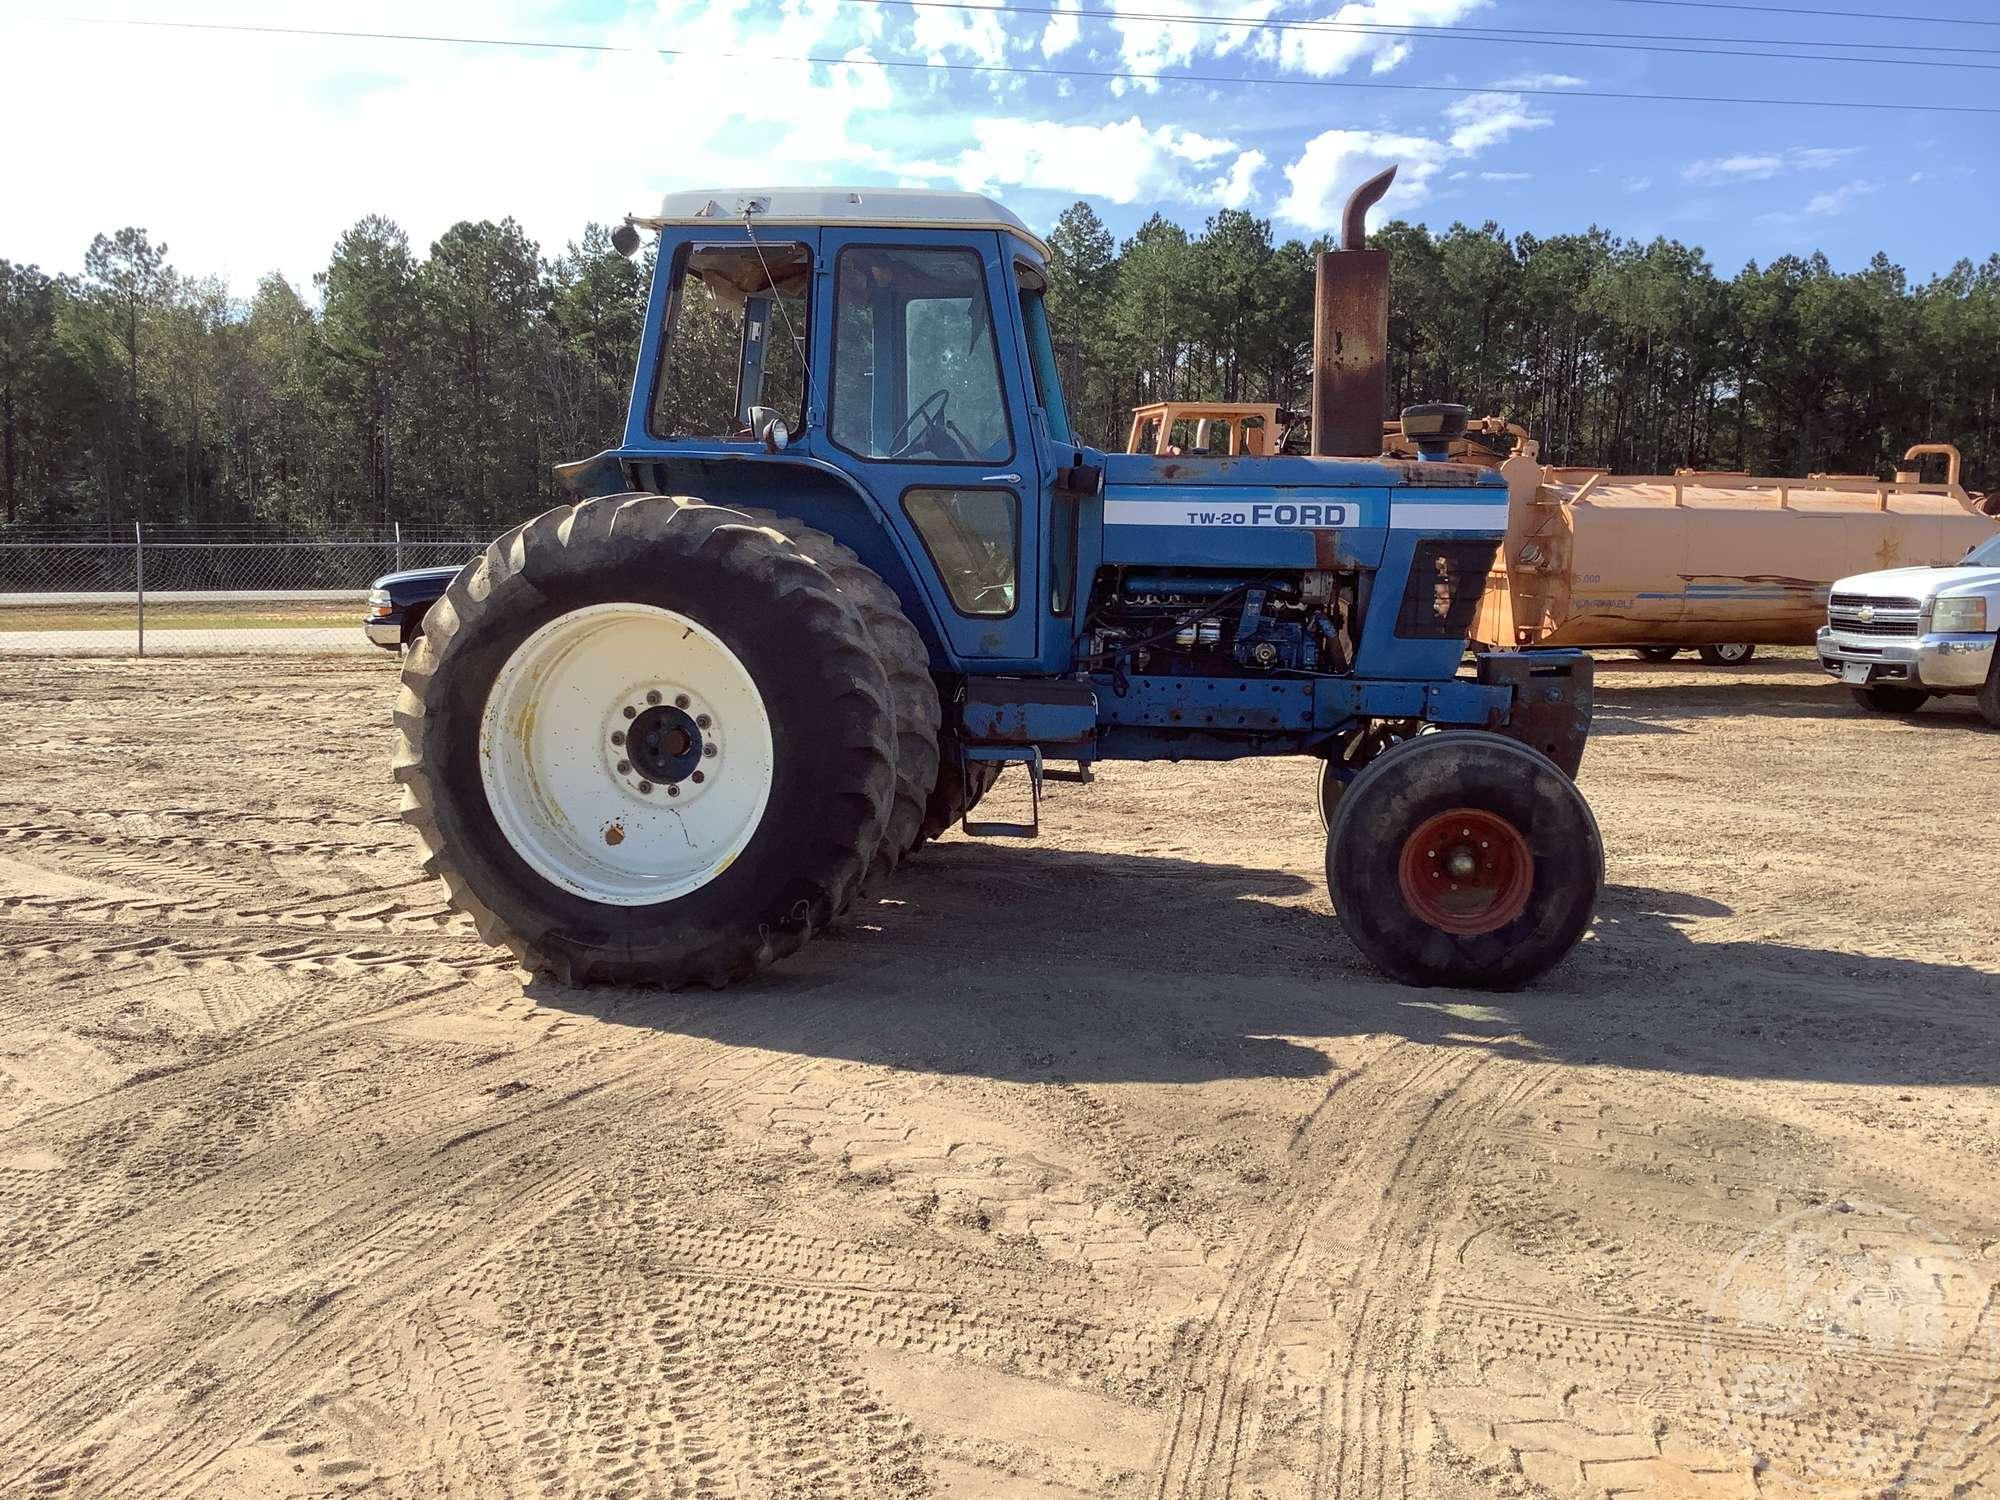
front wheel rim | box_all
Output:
[1396,807,1534,936]
[479,603,775,906]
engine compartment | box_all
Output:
[1082,568,1359,678]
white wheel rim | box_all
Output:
[479,603,775,906]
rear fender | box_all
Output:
[603,449,958,671]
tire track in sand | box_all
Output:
[1151,1045,1541,1500]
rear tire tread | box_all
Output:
[396,493,897,988]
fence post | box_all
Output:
[394,520,403,573]
[134,521,145,658]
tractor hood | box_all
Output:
[1097,451,1507,569]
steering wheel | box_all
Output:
[887,387,951,459]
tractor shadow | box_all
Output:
[525,844,2000,1091]
[1593,673,1992,729]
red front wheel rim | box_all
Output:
[1396,808,1534,936]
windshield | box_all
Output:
[1963,531,2000,567]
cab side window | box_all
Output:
[831,247,1011,463]
[651,243,809,439]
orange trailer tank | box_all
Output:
[1473,443,2000,652]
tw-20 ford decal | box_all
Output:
[1102,496,1506,531]
[1102,498,1354,528]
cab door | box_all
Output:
[814,229,1041,663]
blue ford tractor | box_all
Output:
[393,174,1602,991]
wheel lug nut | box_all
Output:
[691,770,704,784]
[695,714,710,729]
[637,780,652,794]
[702,744,717,758]
[647,690,661,705]
[611,730,624,746]
[617,759,631,774]
[622,705,636,720]
[666,783,680,797]
[675,694,690,709]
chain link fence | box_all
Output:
[0,525,488,656]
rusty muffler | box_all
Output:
[1310,165,1396,458]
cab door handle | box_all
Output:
[981,473,1023,484]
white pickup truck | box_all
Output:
[1818,530,2000,725]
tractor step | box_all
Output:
[961,746,1042,837]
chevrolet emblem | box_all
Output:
[1857,604,1876,623]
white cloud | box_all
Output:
[1480,171,1532,182]
[1273,0,1489,79]
[1621,175,1653,193]
[1806,178,1882,215]
[934,116,1263,208]
[1041,0,1083,59]
[911,0,1007,66]
[1683,146,1863,183]
[1444,90,1552,155]
[1276,130,1449,231]
[1493,72,1584,90]
[0,0,952,293]
[1274,82,1549,232]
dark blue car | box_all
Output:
[363,565,462,651]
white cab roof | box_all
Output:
[636,186,1049,258]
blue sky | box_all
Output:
[2,0,1993,293]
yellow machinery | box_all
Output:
[1126,401,1286,457]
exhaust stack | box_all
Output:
[1310,166,1396,458]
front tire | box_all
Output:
[393,494,897,987]
[1328,731,1603,989]
[1697,643,1755,667]
[1634,646,1679,663]
[1850,684,1929,715]
[1978,640,2000,728]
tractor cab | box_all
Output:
[601,189,1075,671]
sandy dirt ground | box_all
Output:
[0,651,1996,1499]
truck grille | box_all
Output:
[1827,594,1922,638]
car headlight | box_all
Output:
[368,588,393,618]
[1931,597,1987,633]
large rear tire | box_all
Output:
[1328,731,1602,989]
[730,510,940,886]
[393,494,897,987]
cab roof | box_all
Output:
[634,186,1050,259]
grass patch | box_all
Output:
[0,601,359,632]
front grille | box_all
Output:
[1830,592,1920,610]
[1827,615,1921,637]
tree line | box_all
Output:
[3,200,1996,534]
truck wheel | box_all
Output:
[1633,646,1679,663]
[1978,642,2000,728]
[1328,731,1602,990]
[731,510,940,885]
[1697,643,1755,667]
[1850,684,1929,715]
[393,494,897,987]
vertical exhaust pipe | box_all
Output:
[1311,165,1397,458]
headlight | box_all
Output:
[368,588,393,617]
[1931,597,1987,633]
